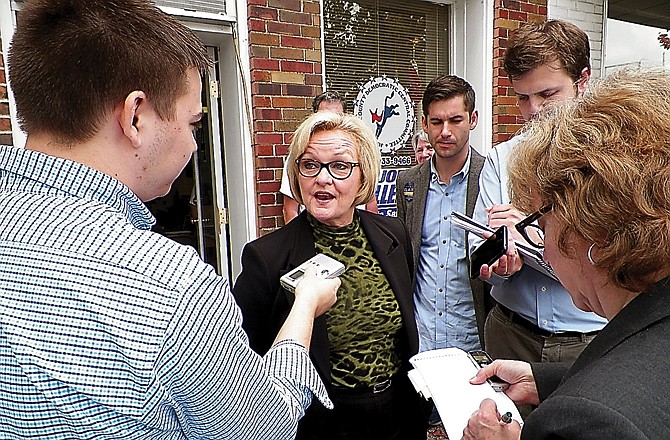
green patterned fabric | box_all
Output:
[307,212,402,388]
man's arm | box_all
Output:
[158,262,337,440]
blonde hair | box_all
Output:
[509,69,670,291]
[287,112,380,207]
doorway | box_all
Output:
[146,46,230,277]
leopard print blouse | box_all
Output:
[308,212,403,388]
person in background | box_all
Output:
[395,75,491,430]
[0,0,339,438]
[471,21,606,401]
[463,68,670,440]
[234,111,428,439]
[281,91,378,223]
[411,129,434,164]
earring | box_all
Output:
[587,243,596,265]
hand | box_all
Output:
[485,204,524,242]
[469,360,539,406]
[482,205,525,277]
[461,399,522,440]
[293,266,339,318]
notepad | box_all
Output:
[408,348,523,440]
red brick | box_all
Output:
[251,57,280,71]
[248,18,267,32]
[267,21,301,35]
[257,181,281,193]
[286,84,314,97]
[253,96,272,107]
[254,108,283,120]
[251,71,272,82]
[253,82,282,95]
[256,133,284,144]
[279,10,311,25]
[280,60,313,73]
[249,5,279,20]
[259,193,278,204]
[268,0,301,11]
[272,96,306,108]
[259,205,283,217]
[255,144,275,156]
[257,156,284,168]
[280,35,313,49]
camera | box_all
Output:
[280,253,345,293]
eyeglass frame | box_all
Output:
[514,204,553,249]
[295,158,360,180]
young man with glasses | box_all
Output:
[471,20,607,401]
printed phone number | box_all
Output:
[381,156,413,167]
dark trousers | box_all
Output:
[296,374,428,440]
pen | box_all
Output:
[501,411,513,424]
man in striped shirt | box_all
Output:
[0,0,339,438]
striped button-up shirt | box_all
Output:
[0,145,331,439]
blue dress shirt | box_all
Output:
[472,137,607,333]
[415,153,481,353]
[0,145,330,439]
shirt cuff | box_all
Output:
[266,339,333,410]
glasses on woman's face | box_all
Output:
[296,158,360,180]
[514,204,553,249]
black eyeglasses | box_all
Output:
[296,158,360,180]
[514,204,553,249]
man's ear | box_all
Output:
[422,114,427,132]
[577,67,591,96]
[119,91,148,149]
[469,110,479,130]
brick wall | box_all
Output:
[492,0,548,144]
[0,37,13,146]
[248,0,323,235]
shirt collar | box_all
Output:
[0,145,155,229]
[429,146,472,185]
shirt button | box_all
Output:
[444,216,448,221]
[543,319,548,326]
[438,288,443,293]
[440,264,444,269]
[541,286,547,292]
[442,240,447,244]
[438,311,443,316]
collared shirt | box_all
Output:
[0,145,331,440]
[414,152,481,352]
[472,137,607,333]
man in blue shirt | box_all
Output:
[0,1,339,438]
[397,75,489,430]
[472,20,607,379]
[396,75,489,357]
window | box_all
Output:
[323,0,450,120]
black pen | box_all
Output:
[501,411,513,424]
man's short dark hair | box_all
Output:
[312,91,346,113]
[503,20,591,83]
[422,75,476,117]
[8,0,211,142]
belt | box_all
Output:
[331,378,393,395]
[497,304,598,339]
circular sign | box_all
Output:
[353,75,415,154]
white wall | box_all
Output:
[548,0,607,77]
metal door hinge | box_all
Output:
[210,80,220,99]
